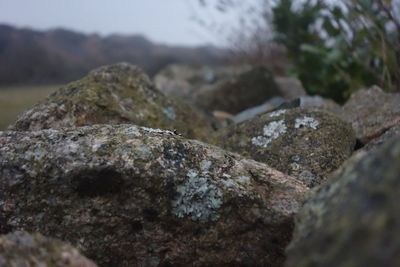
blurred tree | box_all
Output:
[197,0,400,102]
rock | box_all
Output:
[0,124,308,267]
[274,77,307,101]
[298,95,342,114]
[232,97,286,124]
[213,108,356,187]
[286,137,400,267]
[231,95,340,125]
[194,66,284,114]
[154,64,251,101]
[342,86,400,144]
[0,231,97,267]
[363,123,400,152]
[10,63,213,141]
[274,96,343,115]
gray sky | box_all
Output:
[0,0,235,46]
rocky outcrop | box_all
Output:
[342,86,400,144]
[10,63,213,141]
[0,231,97,267]
[194,66,289,114]
[286,137,400,267]
[0,124,308,267]
[214,108,355,187]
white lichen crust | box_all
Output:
[295,116,320,130]
[252,120,287,148]
[269,109,287,117]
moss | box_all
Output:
[11,63,214,142]
[286,137,400,267]
[214,107,356,187]
[0,124,308,267]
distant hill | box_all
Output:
[0,24,226,85]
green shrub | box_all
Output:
[271,0,400,102]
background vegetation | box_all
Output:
[199,0,400,103]
[0,85,58,129]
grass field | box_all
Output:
[0,85,60,130]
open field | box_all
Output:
[0,85,59,130]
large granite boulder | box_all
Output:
[286,137,400,267]
[10,63,213,141]
[342,86,400,144]
[0,231,97,267]
[194,66,299,114]
[0,124,308,267]
[214,108,356,187]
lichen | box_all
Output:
[172,169,222,221]
[163,106,176,120]
[295,116,319,130]
[252,120,287,148]
[141,127,176,136]
[269,109,286,117]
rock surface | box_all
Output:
[154,64,251,101]
[214,108,355,187]
[286,137,400,267]
[274,77,307,101]
[0,231,97,267]
[232,97,286,124]
[194,66,285,114]
[0,124,308,267]
[363,123,400,152]
[10,63,213,141]
[342,86,400,144]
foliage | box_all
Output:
[197,0,400,103]
[271,0,400,102]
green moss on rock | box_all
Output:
[10,63,213,141]
[286,137,400,267]
[213,107,356,187]
[0,124,308,267]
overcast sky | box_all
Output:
[0,0,240,46]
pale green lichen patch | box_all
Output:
[252,120,287,148]
[163,106,176,120]
[214,107,356,188]
[172,169,223,221]
[295,116,319,130]
[269,109,287,117]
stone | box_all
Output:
[274,95,343,115]
[363,124,400,152]
[0,231,97,267]
[193,66,284,114]
[154,64,251,101]
[342,86,400,144]
[213,108,356,187]
[286,137,400,267]
[232,97,286,124]
[10,63,213,141]
[274,77,307,101]
[0,124,308,267]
